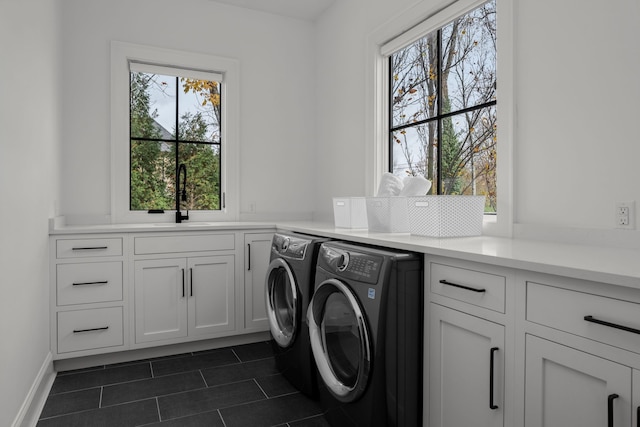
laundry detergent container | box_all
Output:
[407,195,485,237]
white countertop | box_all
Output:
[50,220,640,289]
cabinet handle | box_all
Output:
[73,326,109,333]
[190,268,193,297]
[584,315,640,335]
[247,243,251,271]
[72,281,108,286]
[439,279,486,293]
[490,347,499,410]
[608,394,619,427]
[182,269,185,298]
[636,405,639,427]
[72,246,108,251]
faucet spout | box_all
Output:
[176,163,189,223]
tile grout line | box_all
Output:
[99,386,103,408]
[218,409,229,427]
[253,378,269,399]
[230,348,242,363]
[199,369,209,387]
[149,361,155,378]
[155,396,162,422]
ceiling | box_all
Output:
[210,0,336,20]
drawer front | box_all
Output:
[56,262,123,306]
[430,262,506,313]
[134,234,235,255]
[527,281,640,354]
[57,307,124,354]
[57,238,123,259]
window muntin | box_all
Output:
[129,67,222,212]
[389,0,497,212]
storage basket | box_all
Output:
[407,195,485,237]
[365,197,409,233]
[333,197,368,229]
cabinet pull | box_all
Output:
[73,326,109,333]
[608,394,619,427]
[439,279,486,293]
[584,315,640,335]
[247,243,251,271]
[490,347,499,410]
[190,268,193,297]
[636,406,639,427]
[182,269,185,298]
[72,246,108,251]
[72,281,108,286]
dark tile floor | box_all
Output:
[37,341,330,427]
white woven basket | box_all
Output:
[407,196,485,237]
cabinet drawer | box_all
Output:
[56,262,123,306]
[57,238,122,259]
[57,307,123,354]
[527,281,640,355]
[134,234,235,255]
[430,262,506,313]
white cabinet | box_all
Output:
[429,303,505,427]
[426,256,513,427]
[525,334,631,427]
[243,232,273,331]
[521,274,640,427]
[134,255,235,344]
[50,235,128,359]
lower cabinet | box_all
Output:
[429,303,505,427]
[243,232,273,331]
[134,255,235,344]
[525,334,632,427]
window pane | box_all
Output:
[178,79,221,143]
[130,72,177,139]
[441,106,496,212]
[391,122,438,192]
[178,143,221,210]
[442,1,496,114]
[391,35,438,128]
[130,140,176,210]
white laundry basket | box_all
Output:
[365,197,409,233]
[333,197,368,229]
[407,195,485,237]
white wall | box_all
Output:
[59,0,317,222]
[314,0,640,239]
[0,0,61,425]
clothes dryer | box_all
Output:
[307,241,423,427]
[265,231,330,396]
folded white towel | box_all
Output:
[400,176,432,196]
[376,173,404,197]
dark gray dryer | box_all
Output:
[307,241,423,427]
[265,231,329,396]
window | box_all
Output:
[111,42,239,223]
[129,63,223,211]
[388,0,497,212]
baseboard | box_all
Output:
[12,352,55,427]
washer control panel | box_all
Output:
[321,245,383,284]
[273,234,308,260]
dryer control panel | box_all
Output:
[320,245,383,284]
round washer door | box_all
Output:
[265,258,299,348]
[307,278,371,403]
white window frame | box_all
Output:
[110,41,240,224]
[365,0,514,237]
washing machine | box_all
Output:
[307,241,423,427]
[265,231,330,396]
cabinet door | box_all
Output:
[134,258,187,343]
[243,233,273,331]
[187,255,235,337]
[525,335,631,427]
[430,303,505,427]
[634,370,640,427]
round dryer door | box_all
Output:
[307,278,371,403]
[265,258,299,348]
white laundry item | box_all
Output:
[399,176,432,196]
[376,173,404,197]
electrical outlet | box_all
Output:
[615,201,635,229]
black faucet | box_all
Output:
[175,163,189,223]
